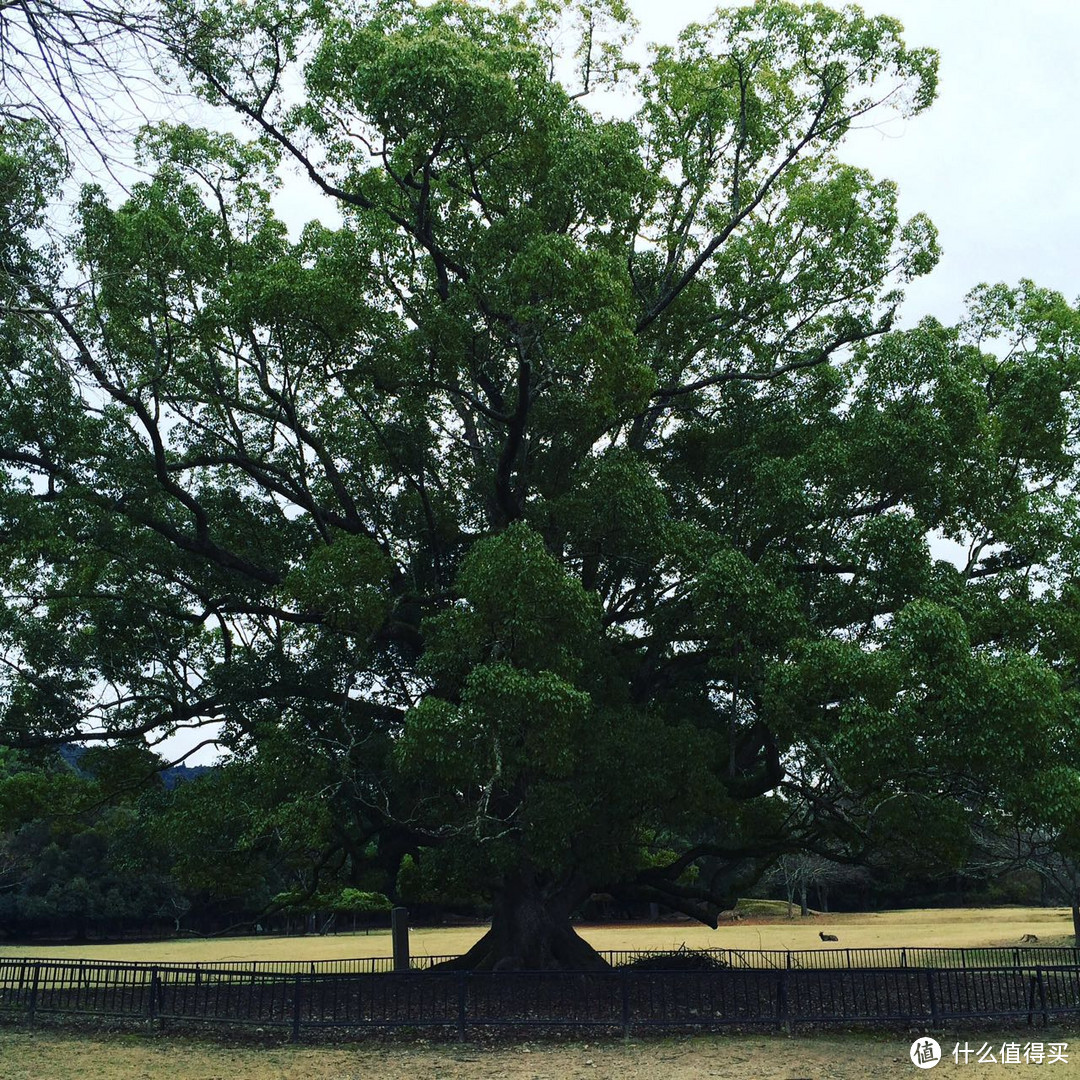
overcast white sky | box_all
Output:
[630,0,1080,326]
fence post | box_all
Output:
[291,973,302,1043]
[924,968,938,1025]
[27,963,40,1028]
[1035,967,1048,1029]
[456,972,467,1043]
[901,948,907,969]
[392,907,410,972]
[1026,973,1038,1027]
[621,969,631,1039]
[148,967,159,1028]
[777,970,789,1033]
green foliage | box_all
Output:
[0,751,189,934]
[282,533,390,633]
[0,0,1077,956]
[272,886,391,914]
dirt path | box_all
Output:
[0,1029,1075,1079]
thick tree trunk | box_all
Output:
[432,871,609,971]
[1072,902,1080,948]
[817,882,829,913]
[799,881,809,917]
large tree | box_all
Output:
[2,0,1080,967]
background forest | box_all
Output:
[0,742,1068,942]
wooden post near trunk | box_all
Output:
[392,907,410,972]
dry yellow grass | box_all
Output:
[0,909,1075,1078]
[570,906,1077,954]
[0,906,1072,966]
[1,1028,1076,1080]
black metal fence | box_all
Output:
[597,946,1080,971]
[2,952,1078,1039]
[4,945,1075,979]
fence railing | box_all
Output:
[1,954,1078,1040]
[3,945,1075,978]
[597,946,1080,971]
[4,946,1075,980]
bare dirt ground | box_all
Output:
[1,1027,1076,1079]
[0,907,1073,966]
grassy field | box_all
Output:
[1,1027,1076,1079]
[0,908,1074,1078]
[0,906,1074,965]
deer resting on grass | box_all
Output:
[819,932,839,942]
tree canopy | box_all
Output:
[0,0,167,169]
[2,0,1080,966]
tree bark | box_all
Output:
[1072,901,1080,948]
[817,882,829,913]
[431,871,608,971]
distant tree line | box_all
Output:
[0,744,395,940]
[0,743,1070,942]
